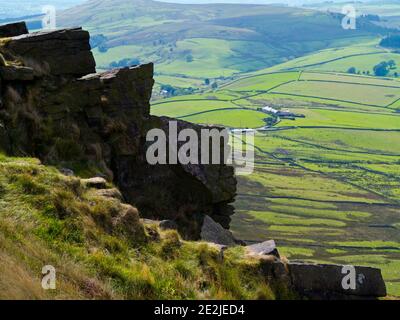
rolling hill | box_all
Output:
[58,0,389,82]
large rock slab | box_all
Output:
[201,215,237,246]
[288,262,387,299]
[0,22,28,38]
[82,177,108,189]
[246,240,280,258]
[0,65,34,81]
[4,28,96,76]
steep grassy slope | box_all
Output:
[151,70,400,296]
[58,0,386,84]
[0,154,290,299]
[245,38,400,78]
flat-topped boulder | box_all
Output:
[3,28,96,76]
[200,215,237,246]
[246,240,280,258]
[0,22,28,38]
[82,177,108,189]
[288,262,387,299]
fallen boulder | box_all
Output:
[112,204,147,243]
[200,215,237,246]
[246,240,280,258]
[287,262,387,299]
[95,188,123,200]
[0,22,28,38]
[82,177,108,189]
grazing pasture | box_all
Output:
[151,69,400,296]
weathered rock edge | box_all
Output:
[0,23,236,239]
[0,22,388,300]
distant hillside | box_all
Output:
[0,0,83,19]
[58,0,388,82]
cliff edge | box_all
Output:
[0,23,236,239]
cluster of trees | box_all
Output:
[90,34,108,52]
[373,60,397,77]
[160,78,218,98]
[380,35,400,49]
[347,60,397,77]
[204,78,218,89]
[347,67,372,76]
[160,84,196,97]
[109,58,141,69]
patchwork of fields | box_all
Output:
[151,70,400,296]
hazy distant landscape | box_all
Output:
[0,0,83,19]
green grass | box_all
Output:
[277,108,400,128]
[152,100,239,118]
[249,37,400,77]
[246,210,347,227]
[93,45,145,70]
[300,72,400,87]
[272,80,400,107]
[62,0,389,89]
[0,154,293,300]
[223,72,300,91]
[271,129,400,155]
[155,75,205,89]
[180,109,267,128]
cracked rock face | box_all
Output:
[3,28,96,76]
[0,22,237,239]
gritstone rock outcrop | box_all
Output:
[0,23,236,239]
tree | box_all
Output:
[347,67,357,74]
[109,58,140,69]
[98,45,108,53]
[90,34,107,49]
[211,82,218,90]
[373,61,390,76]
[160,84,176,96]
[388,59,397,69]
[186,54,194,63]
[204,78,210,85]
[380,35,400,49]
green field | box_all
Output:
[151,69,400,297]
[247,38,400,79]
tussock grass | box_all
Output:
[0,154,288,300]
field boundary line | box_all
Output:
[268,90,389,108]
[297,79,400,89]
[269,135,400,157]
[236,193,398,207]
